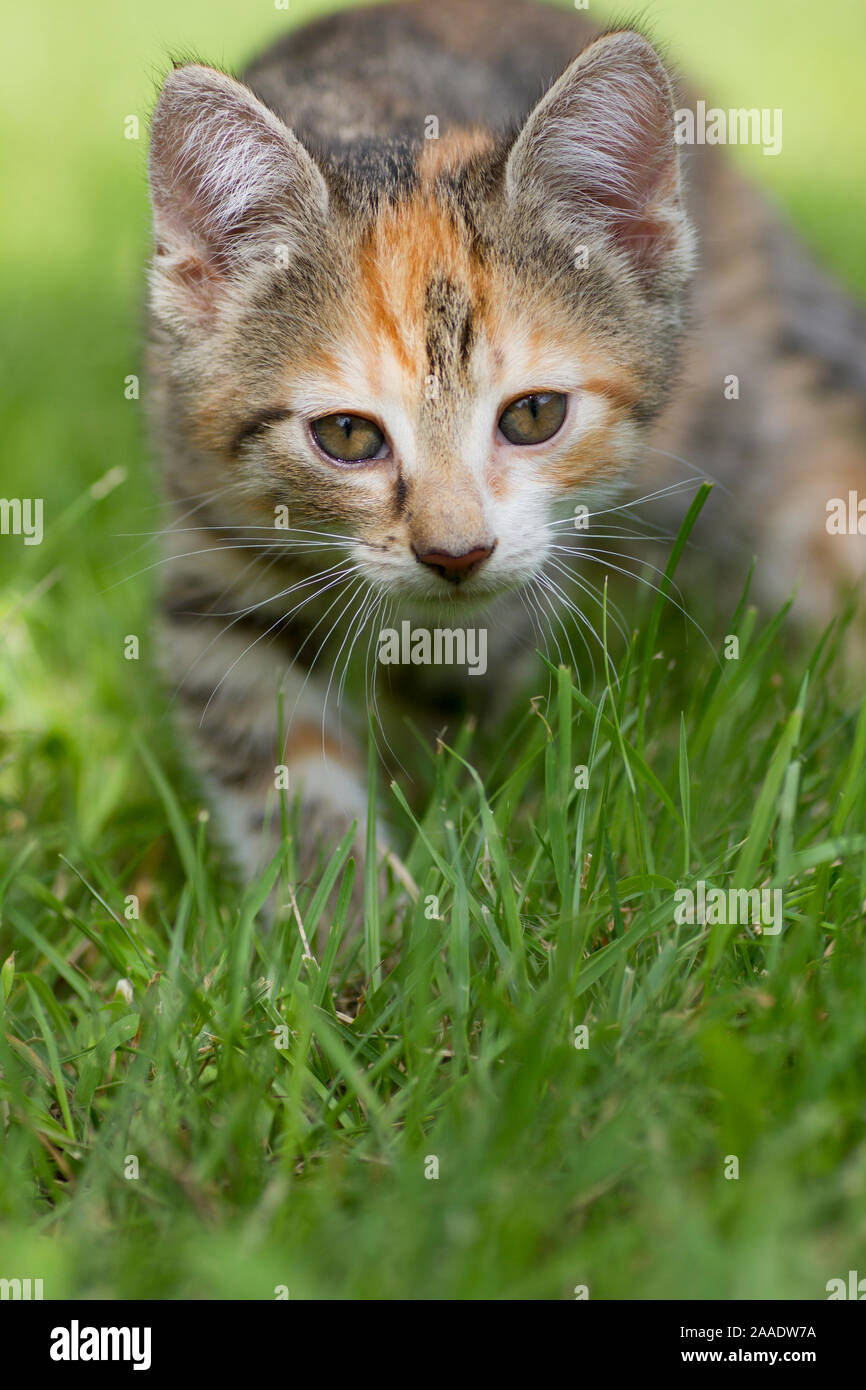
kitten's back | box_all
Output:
[244,0,591,154]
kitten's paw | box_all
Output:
[207,746,390,943]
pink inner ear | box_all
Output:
[168,252,224,291]
[148,64,328,283]
[587,107,682,266]
[567,65,678,213]
[617,205,681,269]
[507,33,689,278]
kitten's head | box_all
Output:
[147,30,695,613]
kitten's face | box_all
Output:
[148,33,694,615]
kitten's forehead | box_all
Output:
[344,202,575,414]
[423,273,476,390]
[287,131,635,422]
[355,179,490,399]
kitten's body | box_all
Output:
[146,0,866,894]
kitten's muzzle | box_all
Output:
[413,543,496,585]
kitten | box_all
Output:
[145,0,866,896]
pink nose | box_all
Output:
[414,544,494,584]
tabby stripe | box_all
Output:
[230,407,294,455]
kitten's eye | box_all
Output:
[311,413,388,463]
[498,391,567,445]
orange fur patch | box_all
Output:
[581,373,642,414]
[356,136,495,382]
[544,420,633,491]
[282,724,360,769]
[417,127,495,180]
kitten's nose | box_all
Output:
[414,544,495,584]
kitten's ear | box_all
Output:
[505,31,693,283]
[148,64,328,317]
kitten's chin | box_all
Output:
[385,580,524,624]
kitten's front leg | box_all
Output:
[161,608,369,908]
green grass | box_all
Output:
[3,547,866,1298]
[1,0,866,1300]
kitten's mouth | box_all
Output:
[391,573,520,620]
